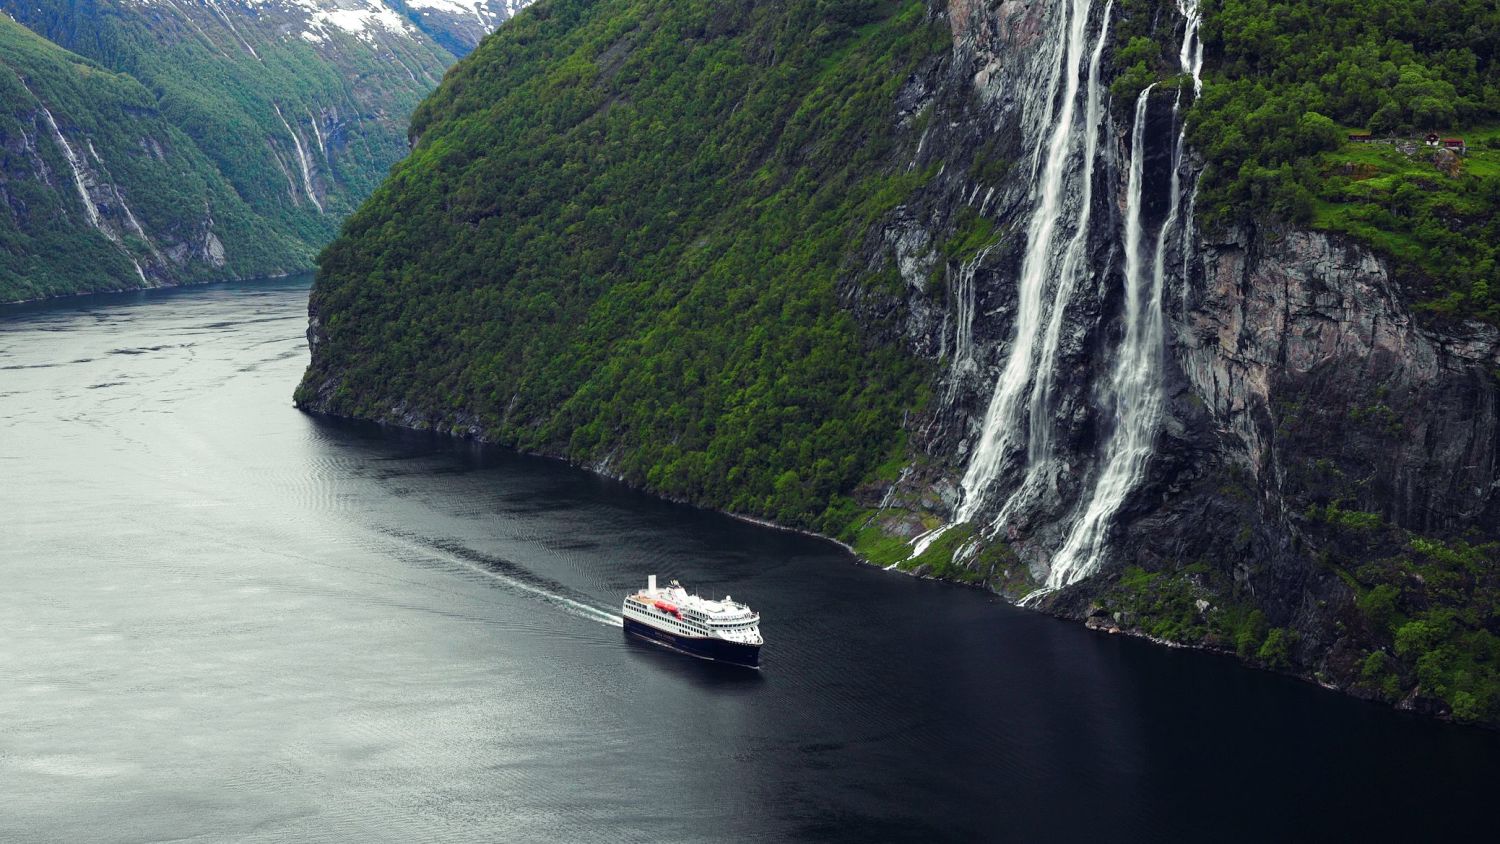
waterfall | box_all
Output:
[1045,5,1204,588]
[274,103,323,213]
[306,108,327,159]
[26,82,160,283]
[1000,0,1113,526]
[952,243,998,375]
[87,139,162,261]
[34,99,103,231]
[1178,0,1204,95]
[1045,85,1164,587]
[914,1,1207,578]
[956,0,1108,524]
[204,0,261,61]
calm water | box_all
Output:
[2,277,1496,842]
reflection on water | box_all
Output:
[1,277,1496,842]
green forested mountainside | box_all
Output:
[0,0,459,301]
[299,0,945,533]
[0,15,295,298]
[7,0,445,225]
[1185,0,1500,322]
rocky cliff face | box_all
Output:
[856,0,1500,718]
[298,0,1500,722]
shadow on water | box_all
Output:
[620,629,767,690]
[10,279,1492,842]
[0,273,314,319]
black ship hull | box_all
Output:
[624,617,761,668]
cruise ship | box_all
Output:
[622,575,762,667]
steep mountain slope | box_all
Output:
[299,0,943,527]
[300,0,1500,724]
[0,0,528,301]
[1,14,262,296]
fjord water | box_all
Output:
[2,279,1496,842]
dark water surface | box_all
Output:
[2,277,1497,842]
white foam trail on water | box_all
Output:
[957,0,1104,525]
[393,536,623,628]
[461,560,624,627]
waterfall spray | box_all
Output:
[956,0,1106,525]
[998,0,1114,527]
[1045,4,1203,588]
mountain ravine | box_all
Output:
[298,0,1500,724]
[0,0,530,301]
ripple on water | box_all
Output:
[4,277,1500,843]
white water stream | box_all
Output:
[1045,84,1164,587]
[932,2,1205,586]
[1046,5,1202,587]
[1001,0,1113,527]
[34,99,102,230]
[274,102,324,213]
[306,107,328,158]
[956,0,1105,525]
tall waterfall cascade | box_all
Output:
[274,102,324,213]
[26,83,154,283]
[932,0,1204,590]
[955,0,1109,526]
[34,99,103,231]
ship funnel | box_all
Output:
[648,574,657,594]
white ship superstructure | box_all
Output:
[621,575,762,667]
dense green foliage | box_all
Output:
[1098,563,1293,661]
[1184,0,1500,321]
[1329,525,1500,723]
[302,0,946,532]
[0,16,277,298]
[1,0,455,300]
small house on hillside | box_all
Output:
[1349,133,1374,142]
[1442,138,1467,154]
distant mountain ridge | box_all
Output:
[0,0,528,301]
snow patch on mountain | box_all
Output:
[309,5,415,42]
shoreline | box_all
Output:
[291,403,1491,732]
[0,267,307,308]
